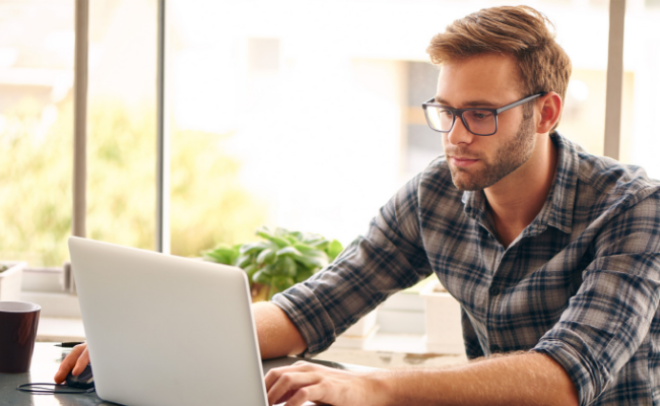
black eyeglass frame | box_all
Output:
[422,92,547,136]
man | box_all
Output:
[56,5,660,406]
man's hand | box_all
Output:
[264,352,578,406]
[265,361,387,406]
[53,343,90,384]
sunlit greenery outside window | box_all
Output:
[0,0,265,267]
[0,0,74,266]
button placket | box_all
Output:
[485,245,517,358]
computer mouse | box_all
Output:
[65,364,95,389]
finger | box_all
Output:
[265,362,321,389]
[284,385,327,406]
[265,365,300,388]
[71,346,91,376]
[267,372,321,405]
[291,360,317,371]
[53,343,87,383]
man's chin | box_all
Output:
[449,168,496,191]
[452,180,485,191]
[450,167,484,191]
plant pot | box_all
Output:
[420,279,464,354]
[0,262,26,302]
[250,283,270,303]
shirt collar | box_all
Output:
[461,132,577,235]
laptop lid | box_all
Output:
[69,236,268,406]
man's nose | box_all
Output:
[445,116,475,146]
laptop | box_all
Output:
[69,236,328,406]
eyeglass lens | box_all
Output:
[425,107,496,135]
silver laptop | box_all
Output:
[69,236,275,406]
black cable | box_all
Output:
[16,383,95,395]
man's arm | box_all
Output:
[265,351,578,406]
[253,301,307,359]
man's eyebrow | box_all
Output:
[434,97,499,108]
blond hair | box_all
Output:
[427,6,571,130]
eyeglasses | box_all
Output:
[422,92,546,136]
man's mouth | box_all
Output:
[449,156,479,167]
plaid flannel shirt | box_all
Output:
[272,132,660,406]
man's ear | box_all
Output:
[536,92,562,134]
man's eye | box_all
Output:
[467,110,492,121]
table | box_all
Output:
[0,343,370,406]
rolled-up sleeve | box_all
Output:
[272,174,433,355]
[533,192,660,405]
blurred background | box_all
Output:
[1,0,658,267]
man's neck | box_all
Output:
[484,134,558,248]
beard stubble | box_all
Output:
[449,114,536,191]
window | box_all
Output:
[621,1,660,178]
[0,0,74,267]
[2,0,641,328]
[86,0,157,252]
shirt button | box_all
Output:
[491,345,501,353]
[489,286,500,296]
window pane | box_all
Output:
[86,0,157,250]
[544,2,610,155]
[165,0,613,257]
[0,0,74,266]
[621,4,660,178]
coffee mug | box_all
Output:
[0,301,41,373]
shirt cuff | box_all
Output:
[532,336,603,406]
[271,283,338,355]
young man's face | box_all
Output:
[435,53,537,191]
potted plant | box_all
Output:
[202,226,344,301]
[0,261,26,302]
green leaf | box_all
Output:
[271,275,295,293]
[326,239,344,261]
[256,230,291,248]
[239,241,271,255]
[277,256,297,277]
[289,231,304,242]
[256,248,276,265]
[292,243,314,253]
[201,244,239,265]
[244,263,259,277]
[243,264,259,286]
[311,239,330,251]
[252,269,272,285]
[236,255,254,269]
[295,250,328,269]
[255,226,274,238]
[271,236,291,248]
[276,246,303,258]
[302,234,324,245]
[202,251,222,263]
[295,269,314,283]
[265,263,284,276]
